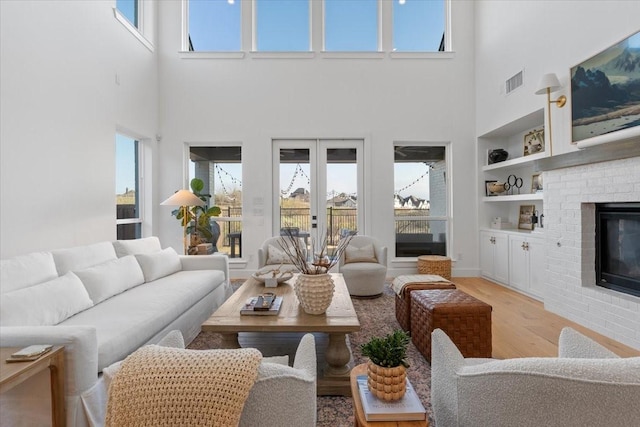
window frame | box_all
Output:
[185,141,245,261]
[113,0,154,52]
[392,141,452,259]
[180,0,452,59]
[116,132,145,240]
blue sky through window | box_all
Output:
[189,0,241,51]
[256,0,310,51]
[116,0,137,27]
[187,0,445,53]
[325,0,378,51]
[116,134,137,195]
[394,0,445,52]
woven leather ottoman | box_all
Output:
[392,275,456,332]
[411,289,492,363]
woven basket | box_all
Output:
[417,255,451,280]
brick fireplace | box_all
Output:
[543,155,640,350]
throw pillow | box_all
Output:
[0,271,93,326]
[266,244,293,265]
[345,244,377,264]
[0,251,58,294]
[74,255,145,304]
[112,237,162,257]
[135,247,182,282]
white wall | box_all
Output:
[0,0,158,257]
[156,1,478,276]
[544,157,640,350]
[475,0,640,152]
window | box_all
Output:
[255,0,309,51]
[393,0,445,52]
[117,0,138,27]
[394,145,448,257]
[189,0,241,51]
[189,145,243,258]
[116,134,142,239]
[324,0,378,51]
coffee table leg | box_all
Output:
[220,333,240,349]
[325,333,351,375]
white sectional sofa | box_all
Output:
[0,237,232,427]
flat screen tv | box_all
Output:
[571,31,640,147]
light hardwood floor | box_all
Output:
[453,277,640,358]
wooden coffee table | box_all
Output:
[202,273,360,395]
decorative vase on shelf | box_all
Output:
[294,273,335,315]
[366,360,407,401]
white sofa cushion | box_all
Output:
[52,241,117,275]
[60,269,226,370]
[344,244,377,263]
[0,272,93,326]
[0,251,58,294]
[74,255,145,304]
[135,247,182,282]
[112,237,162,257]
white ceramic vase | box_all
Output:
[295,273,335,315]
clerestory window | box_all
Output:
[393,0,446,52]
[324,0,378,52]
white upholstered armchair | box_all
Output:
[431,327,640,427]
[83,332,317,427]
[338,235,387,297]
[257,236,304,271]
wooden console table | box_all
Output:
[1,346,66,426]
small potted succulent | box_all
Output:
[361,329,411,401]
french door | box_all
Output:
[272,139,364,255]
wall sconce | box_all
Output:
[535,73,566,156]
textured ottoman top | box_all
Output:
[412,289,492,313]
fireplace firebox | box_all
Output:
[595,203,640,297]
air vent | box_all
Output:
[505,71,523,94]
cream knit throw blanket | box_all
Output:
[105,345,262,427]
[391,274,451,295]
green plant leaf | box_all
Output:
[190,178,204,193]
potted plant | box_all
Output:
[171,178,221,254]
[278,229,354,314]
[361,329,411,401]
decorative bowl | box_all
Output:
[252,266,294,284]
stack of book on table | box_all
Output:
[356,375,426,422]
[240,293,283,316]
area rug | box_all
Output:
[188,281,434,426]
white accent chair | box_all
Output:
[431,327,640,427]
[83,331,317,427]
[338,235,387,297]
[257,236,305,271]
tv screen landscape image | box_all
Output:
[571,31,640,144]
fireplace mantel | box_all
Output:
[534,138,640,172]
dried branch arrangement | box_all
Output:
[278,229,355,275]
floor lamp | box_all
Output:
[161,189,206,255]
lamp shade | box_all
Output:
[535,73,562,95]
[161,189,206,207]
